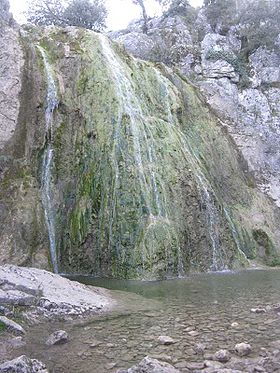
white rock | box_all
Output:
[235,342,252,357]
[46,330,69,346]
[0,355,48,373]
[0,315,25,335]
[158,335,176,345]
[122,356,180,373]
[214,349,231,363]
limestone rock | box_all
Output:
[0,0,13,28]
[235,342,252,357]
[249,47,280,85]
[0,265,114,319]
[201,33,239,80]
[46,330,69,346]
[0,315,25,335]
[0,355,48,373]
[0,27,23,149]
[115,32,155,60]
[120,356,181,373]
[214,349,231,363]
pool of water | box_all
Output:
[1,269,280,372]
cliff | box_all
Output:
[0,12,279,278]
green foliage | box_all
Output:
[238,0,280,55]
[204,0,280,54]
[0,321,6,333]
[26,0,107,31]
[164,0,197,24]
[204,0,238,33]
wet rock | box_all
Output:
[204,360,223,369]
[194,342,206,354]
[46,330,69,346]
[235,342,252,357]
[158,336,176,345]
[188,330,199,337]
[119,356,180,372]
[0,316,25,335]
[214,349,231,363]
[0,355,48,372]
[250,308,266,314]
[185,361,205,370]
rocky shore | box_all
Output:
[0,265,115,321]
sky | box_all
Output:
[9,0,204,30]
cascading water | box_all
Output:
[157,72,228,271]
[98,35,183,276]
[99,35,163,218]
[38,46,59,273]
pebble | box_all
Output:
[188,330,199,337]
[158,335,177,345]
[250,308,266,314]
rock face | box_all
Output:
[0,6,280,278]
[0,0,13,27]
[0,265,114,318]
[0,355,48,373]
[110,5,280,214]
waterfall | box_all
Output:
[157,73,228,271]
[99,35,163,219]
[37,46,59,274]
[98,35,185,275]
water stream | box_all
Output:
[38,46,59,274]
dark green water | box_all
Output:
[2,269,280,372]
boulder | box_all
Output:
[0,315,25,335]
[0,355,48,373]
[119,357,181,373]
[0,265,114,319]
[46,330,69,346]
[235,342,252,357]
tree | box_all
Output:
[27,0,107,31]
[130,0,194,33]
[238,0,280,54]
[203,0,238,33]
[131,0,148,33]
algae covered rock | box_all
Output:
[0,23,279,278]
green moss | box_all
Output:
[27,29,278,278]
[0,321,6,333]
